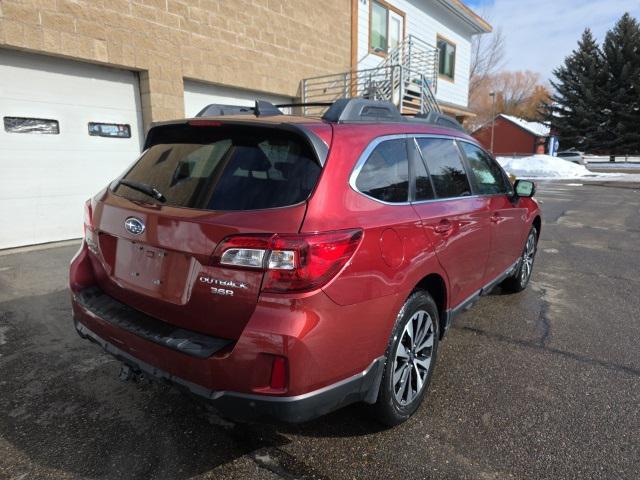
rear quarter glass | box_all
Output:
[112,125,321,211]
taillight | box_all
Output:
[83,199,93,236]
[263,230,363,293]
[212,229,363,293]
[213,235,273,268]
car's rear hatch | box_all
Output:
[86,119,329,340]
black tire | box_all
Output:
[373,291,440,426]
[501,226,538,293]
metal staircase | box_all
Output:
[301,35,441,116]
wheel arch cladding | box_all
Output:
[533,215,542,239]
[414,273,447,339]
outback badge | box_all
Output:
[199,275,248,296]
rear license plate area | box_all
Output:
[113,239,195,304]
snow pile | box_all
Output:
[496,154,598,179]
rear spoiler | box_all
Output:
[143,119,330,167]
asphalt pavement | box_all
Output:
[1,181,639,480]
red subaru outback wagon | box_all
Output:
[70,99,540,425]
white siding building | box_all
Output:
[354,0,491,119]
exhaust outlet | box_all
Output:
[118,363,134,381]
[118,363,147,383]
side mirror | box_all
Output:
[514,179,536,198]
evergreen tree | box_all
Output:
[546,29,606,151]
[599,13,640,156]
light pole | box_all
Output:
[489,91,496,153]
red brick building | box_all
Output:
[472,114,550,155]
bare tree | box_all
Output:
[469,26,506,94]
[467,22,506,131]
[467,71,551,131]
[493,71,543,113]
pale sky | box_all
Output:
[465,0,640,82]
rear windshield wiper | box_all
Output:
[118,179,166,202]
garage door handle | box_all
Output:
[434,220,453,234]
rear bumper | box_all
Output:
[70,239,395,422]
[74,317,384,423]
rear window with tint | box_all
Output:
[112,126,321,211]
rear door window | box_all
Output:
[459,142,510,195]
[416,138,471,198]
[113,125,321,211]
[354,138,409,203]
[410,139,435,201]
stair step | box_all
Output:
[402,98,422,107]
[401,103,421,111]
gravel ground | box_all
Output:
[0,181,639,480]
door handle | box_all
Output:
[490,212,502,223]
[434,219,453,234]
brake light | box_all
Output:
[188,120,223,127]
[212,229,363,293]
[263,230,363,293]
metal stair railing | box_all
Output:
[300,35,440,116]
[377,34,439,93]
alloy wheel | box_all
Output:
[520,232,536,284]
[392,310,435,405]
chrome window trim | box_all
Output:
[348,134,412,206]
[348,133,514,207]
[411,194,481,205]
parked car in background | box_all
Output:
[70,99,541,426]
[557,150,586,165]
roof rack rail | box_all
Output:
[275,102,333,108]
[322,99,403,123]
[196,100,283,118]
[407,111,465,132]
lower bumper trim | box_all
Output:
[74,287,232,359]
[75,319,385,423]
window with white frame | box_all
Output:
[370,1,405,55]
[437,36,456,80]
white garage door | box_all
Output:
[184,80,293,117]
[0,49,143,249]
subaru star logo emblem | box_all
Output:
[124,217,145,235]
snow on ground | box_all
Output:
[587,162,640,170]
[497,154,607,179]
[497,155,640,182]
[584,155,640,163]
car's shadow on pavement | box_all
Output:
[0,289,385,479]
